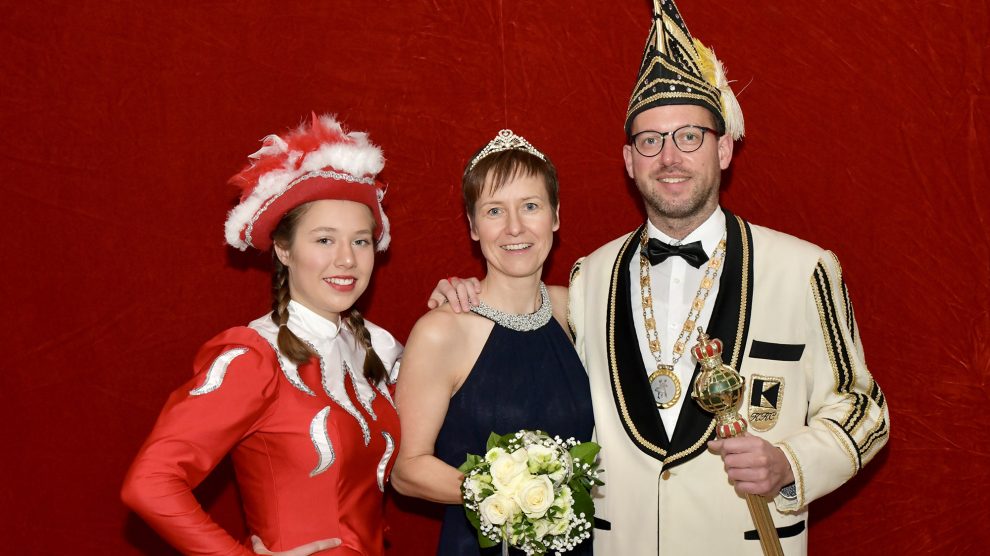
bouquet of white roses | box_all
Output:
[458,430,602,555]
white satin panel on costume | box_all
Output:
[377,431,395,492]
[309,406,335,476]
[189,347,249,396]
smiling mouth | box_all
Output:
[658,176,690,184]
[324,277,356,286]
[501,243,533,251]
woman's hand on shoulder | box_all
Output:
[252,535,341,555]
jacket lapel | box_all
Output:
[664,208,754,469]
[607,226,671,461]
[605,210,754,468]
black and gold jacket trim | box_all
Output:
[811,260,888,468]
[606,208,753,469]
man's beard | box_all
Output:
[638,173,720,221]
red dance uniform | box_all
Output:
[123,301,402,556]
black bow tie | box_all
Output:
[641,238,709,268]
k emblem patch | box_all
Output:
[748,375,784,432]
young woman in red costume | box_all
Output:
[121,114,401,556]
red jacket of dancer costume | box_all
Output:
[122,301,402,556]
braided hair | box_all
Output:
[271,205,317,365]
[345,308,388,384]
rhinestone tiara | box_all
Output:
[467,129,546,172]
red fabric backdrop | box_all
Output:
[2,1,987,554]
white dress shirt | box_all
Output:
[628,208,726,433]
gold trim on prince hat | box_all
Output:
[625,0,744,140]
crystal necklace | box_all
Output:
[470,282,552,331]
[639,229,726,409]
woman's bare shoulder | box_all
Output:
[545,284,571,334]
[546,284,569,307]
[407,303,484,351]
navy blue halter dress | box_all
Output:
[433,316,595,555]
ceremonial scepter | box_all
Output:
[691,328,784,556]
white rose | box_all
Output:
[532,518,552,539]
[526,445,555,472]
[485,447,507,464]
[514,475,555,519]
[552,485,573,511]
[491,452,529,494]
[463,476,487,499]
[550,516,571,535]
[511,447,529,462]
[479,493,518,526]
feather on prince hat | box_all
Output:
[625,0,744,140]
[225,113,390,252]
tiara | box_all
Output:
[467,129,546,172]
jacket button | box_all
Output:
[661,470,671,480]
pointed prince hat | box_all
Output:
[625,0,744,140]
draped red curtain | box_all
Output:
[3,1,987,554]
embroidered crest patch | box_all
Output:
[748,375,784,432]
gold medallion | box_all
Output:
[649,365,681,409]
[638,230,726,413]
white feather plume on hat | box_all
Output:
[224,114,389,251]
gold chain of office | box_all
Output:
[638,229,726,409]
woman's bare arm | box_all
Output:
[391,308,484,503]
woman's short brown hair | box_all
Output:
[462,149,559,224]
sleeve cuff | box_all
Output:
[779,482,797,500]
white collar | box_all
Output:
[286,299,342,342]
[647,207,726,255]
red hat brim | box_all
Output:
[242,175,384,251]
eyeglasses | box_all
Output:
[629,125,718,156]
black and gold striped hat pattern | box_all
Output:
[625,0,744,140]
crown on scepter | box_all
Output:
[690,327,748,438]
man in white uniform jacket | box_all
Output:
[567,1,889,554]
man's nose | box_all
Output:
[658,136,682,166]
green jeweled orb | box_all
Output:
[693,364,745,414]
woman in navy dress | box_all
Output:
[391,130,594,555]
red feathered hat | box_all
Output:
[224,113,390,252]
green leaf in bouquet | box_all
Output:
[571,489,595,529]
[458,454,484,474]
[569,441,601,465]
[464,508,499,548]
[478,531,498,549]
[465,507,480,529]
[486,431,504,452]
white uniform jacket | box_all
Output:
[568,209,889,555]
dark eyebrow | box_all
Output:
[309,226,373,235]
